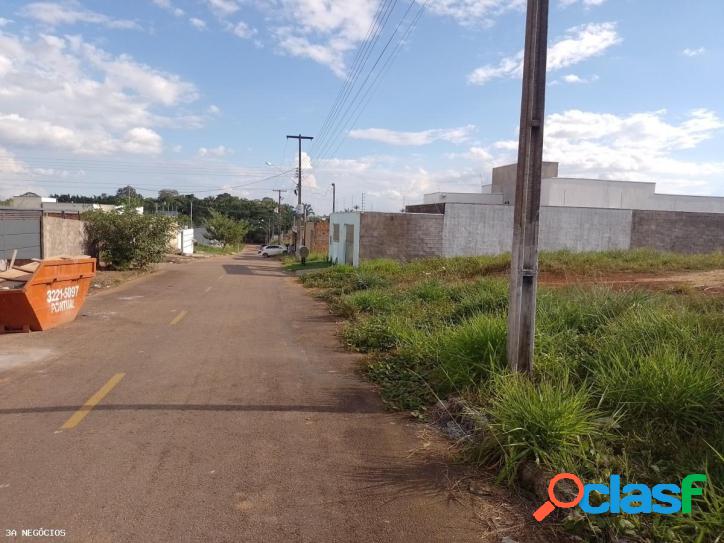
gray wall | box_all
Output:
[359,212,443,261]
[491,162,559,205]
[442,203,632,257]
[630,210,724,254]
[42,215,87,258]
[0,209,42,259]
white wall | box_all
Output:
[328,212,360,266]
[442,203,632,257]
[543,177,724,213]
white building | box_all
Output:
[423,162,724,214]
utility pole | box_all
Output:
[272,189,287,244]
[286,134,313,251]
[331,183,336,214]
[507,0,550,374]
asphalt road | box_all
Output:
[0,248,539,542]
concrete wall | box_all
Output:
[329,212,360,266]
[359,212,443,262]
[42,215,87,258]
[422,192,504,205]
[630,210,724,254]
[405,203,445,214]
[491,162,559,204]
[442,203,632,257]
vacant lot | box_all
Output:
[300,249,724,543]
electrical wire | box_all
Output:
[314,0,420,161]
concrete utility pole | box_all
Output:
[272,189,287,244]
[331,183,336,213]
[286,134,313,250]
[507,0,550,374]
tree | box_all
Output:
[116,185,143,207]
[205,210,249,248]
[83,209,176,270]
[158,189,179,200]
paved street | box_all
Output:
[0,249,532,542]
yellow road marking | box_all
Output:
[169,310,188,325]
[60,373,125,430]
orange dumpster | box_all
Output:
[0,257,96,332]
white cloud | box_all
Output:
[206,0,240,16]
[481,109,724,195]
[560,73,598,84]
[208,104,221,115]
[67,37,198,106]
[348,125,476,146]
[198,145,232,157]
[189,17,207,30]
[0,31,200,155]
[0,18,13,27]
[682,47,706,57]
[19,1,140,30]
[421,0,525,27]
[265,0,378,77]
[559,0,607,7]
[468,22,621,85]
[231,21,256,39]
[122,127,163,154]
[152,0,185,17]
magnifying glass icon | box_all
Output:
[533,473,584,522]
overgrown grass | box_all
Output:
[300,249,724,542]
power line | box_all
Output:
[311,0,397,157]
[325,1,428,159]
[314,0,420,161]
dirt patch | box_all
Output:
[89,269,153,293]
[538,268,724,295]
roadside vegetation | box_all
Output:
[194,243,241,255]
[282,250,331,271]
[299,249,724,542]
[83,208,177,270]
[204,211,249,250]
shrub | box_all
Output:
[481,375,604,479]
[205,210,249,248]
[83,209,176,270]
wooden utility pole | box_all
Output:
[331,183,336,213]
[272,188,287,244]
[507,0,549,374]
[286,134,313,250]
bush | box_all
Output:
[205,210,249,248]
[84,209,176,270]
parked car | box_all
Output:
[260,244,287,257]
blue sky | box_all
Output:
[0,0,722,213]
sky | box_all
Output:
[0,0,722,214]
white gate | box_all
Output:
[176,228,194,255]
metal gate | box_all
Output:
[0,209,42,259]
[344,224,355,266]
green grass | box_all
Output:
[194,243,241,255]
[299,249,724,542]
